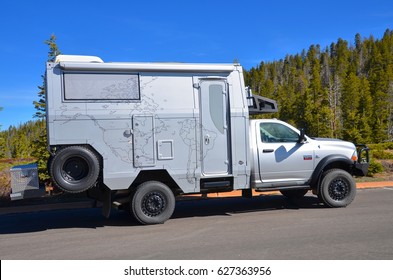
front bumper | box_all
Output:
[354,144,370,176]
[353,162,370,176]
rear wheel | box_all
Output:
[318,169,356,207]
[49,146,100,193]
[130,181,175,225]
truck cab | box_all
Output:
[249,119,369,207]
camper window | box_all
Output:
[63,72,140,101]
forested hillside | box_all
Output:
[244,29,393,143]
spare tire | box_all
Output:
[49,146,100,193]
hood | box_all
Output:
[311,137,356,151]
[312,137,342,142]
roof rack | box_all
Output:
[247,95,278,115]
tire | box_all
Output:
[49,146,100,193]
[318,169,356,208]
[131,181,175,225]
[280,189,309,199]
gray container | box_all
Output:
[10,163,43,200]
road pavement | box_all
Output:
[1,187,392,259]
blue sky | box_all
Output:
[0,0,392,130]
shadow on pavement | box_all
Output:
[0,194,323,234]
[172,194,323,219]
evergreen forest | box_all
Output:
[245,29,393,144]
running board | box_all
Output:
[254,185,310,192]
[200,177,233,193]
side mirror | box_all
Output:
[298,128,306,143]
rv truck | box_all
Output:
[45,55,369,224]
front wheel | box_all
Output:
[318,169,356,208]
[130,181,175,225]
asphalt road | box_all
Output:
[1,187,392,260]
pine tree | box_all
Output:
[368,38,390,142]
[33,34,61,119]
[277,58,297,125]
[357,77,373,143]
[293,71,312,133]
[341,72,362,142]
[307,44,334,137]
[32,34,61,181]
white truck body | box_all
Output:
[46,55,369,224]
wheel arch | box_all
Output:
[310,155,353,191]
[129,169,181,195]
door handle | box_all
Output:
[263,149,274,153]
[123,129,133,138]
[204,134,210,145]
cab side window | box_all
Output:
[260,123,299,143]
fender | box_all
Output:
[309,154,353,189]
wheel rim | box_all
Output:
[328,177,350,201]
[61,157,89,182]
[142,192,166,217]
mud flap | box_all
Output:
[87,185,112,218]
[101,186,112,218]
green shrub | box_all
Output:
[367,159,384,176]
[371,149,393,159]
[368,142,393,150]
